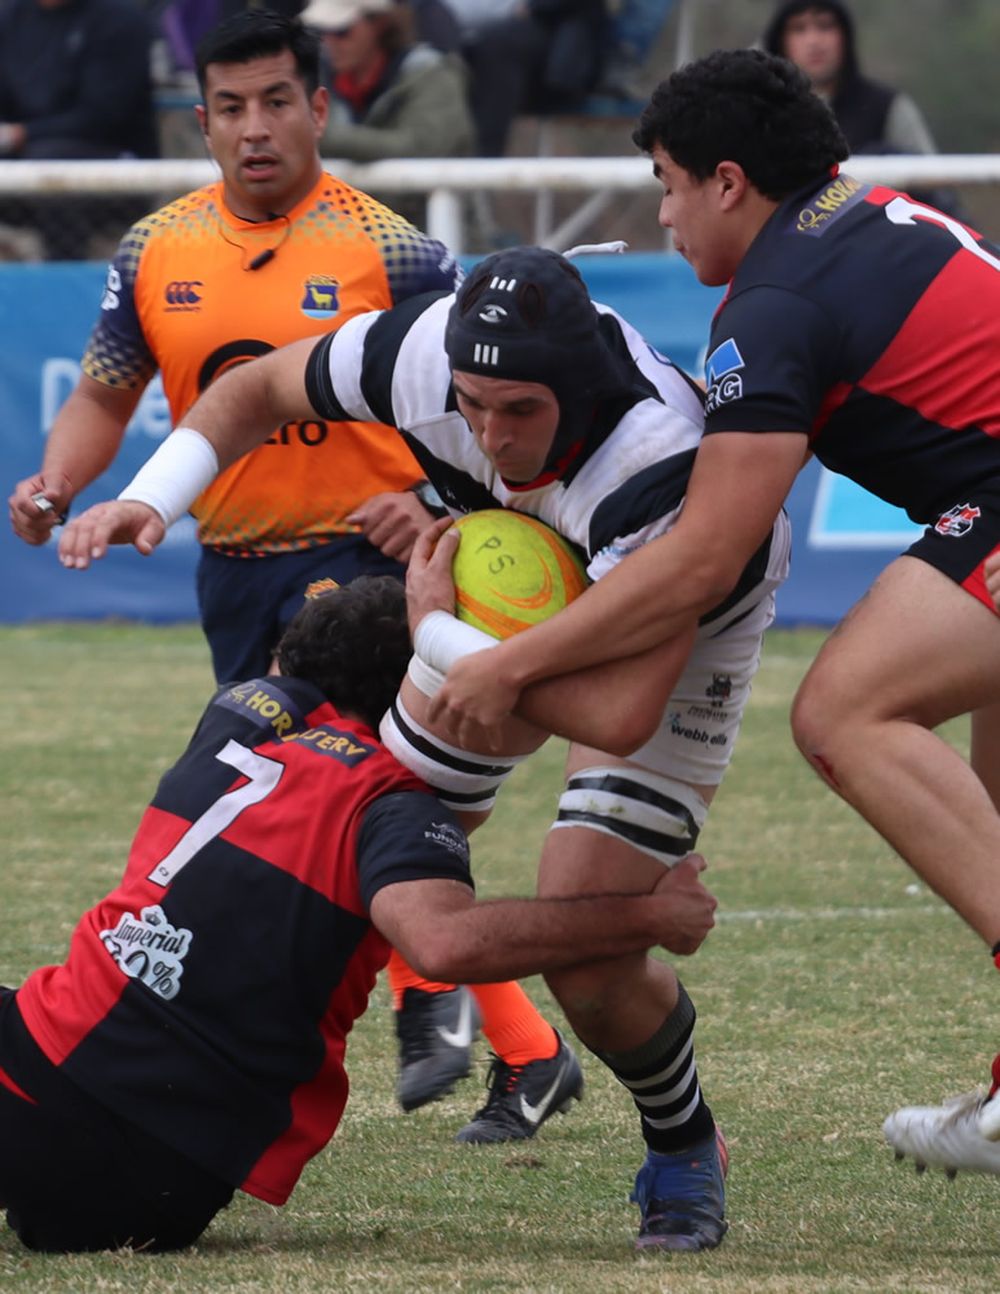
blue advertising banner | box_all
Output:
[0,254,917,626]
[1,261,199,622]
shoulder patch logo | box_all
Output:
[705,338,745,413]
[425,821,469,861]
[793,174,867,236]
[301,276,341,319]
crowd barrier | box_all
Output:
[0,253,920,627]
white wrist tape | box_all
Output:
[117,427,220,529]
[413,610,497,673]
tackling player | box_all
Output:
[55,244,792,1251]
[0,574,717,1253]
[5,8,570,1143]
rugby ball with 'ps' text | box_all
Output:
[451,509,588,639]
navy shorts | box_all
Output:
[906,480,1000,614]
[0,992,233,1253]
[197,535,406,683]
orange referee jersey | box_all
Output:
[82,172,459,552]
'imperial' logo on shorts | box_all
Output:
[100,904,192,1001]
[934,503,981,537]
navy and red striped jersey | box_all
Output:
[702,172,1000,524]
[14,676,472,1205]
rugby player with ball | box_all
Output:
[58,246,791,1252]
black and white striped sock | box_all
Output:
[594,983,715,1154]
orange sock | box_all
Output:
[470,981,559,1067]
[385,948,455,1010]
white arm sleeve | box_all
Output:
[117,427,220,528]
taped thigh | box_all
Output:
[379,693,527,812]
[551,764,709,866]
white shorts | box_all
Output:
[627,509,790,785]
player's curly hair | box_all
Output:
[196,10,321,99]
[275,577,411,731]
[633,48,848,200]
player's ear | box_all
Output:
[194,104,212,156]
[311,84,330,137]
[716,161,749,209]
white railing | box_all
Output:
[1,154,998,254]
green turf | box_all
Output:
[0,623,995,1292]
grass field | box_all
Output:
[1,622,997,1293]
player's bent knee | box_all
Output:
[551,765,708,866]
[790,675,842,758]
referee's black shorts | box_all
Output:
[0,991,233,1253]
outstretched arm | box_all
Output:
[372,854,717,983]
[56,337,321,568]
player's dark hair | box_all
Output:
[196,10,322,99]
[275,577,411,731]
[633,48,848,200]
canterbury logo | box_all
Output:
[165,280,203,305]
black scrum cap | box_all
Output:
[444,246,628,472]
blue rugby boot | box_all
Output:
[630,1126,728,1252]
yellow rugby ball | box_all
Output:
[451,510,589,640]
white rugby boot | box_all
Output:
[883,1088,1000,1178]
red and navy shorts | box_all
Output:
[906,480,1000,615]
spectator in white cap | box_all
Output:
[301,0,473,224]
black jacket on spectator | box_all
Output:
[763,0,898,154]
[0,0,158,159]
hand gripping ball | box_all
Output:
[451,509,589,640]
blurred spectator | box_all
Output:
[0,0,159,161]
[158,1,306,79]
[448,0,606,156]
[408,0,461,51]
[762,1,935,155]
[596,0,677,102]
[301,0,473,223]
[762,1,970,220]
[0,0,159,259]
